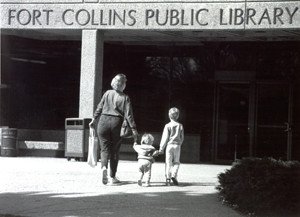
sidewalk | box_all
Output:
[0,157,244,217]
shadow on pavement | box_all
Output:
[0,215,26,217]
[0,190,243,217]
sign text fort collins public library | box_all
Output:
[1,1,300,29]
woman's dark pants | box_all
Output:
[97,115,122,178]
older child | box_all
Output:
[159,107,184,186]
[133,133,159,187]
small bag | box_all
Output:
[120,95,133,138]
[87,127,98,167]
[120,119,133,138]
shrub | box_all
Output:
[216,158,300,216]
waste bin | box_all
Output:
[0,126,9,148]
[1,128,18,157]
[65,118,91,161]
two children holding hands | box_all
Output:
[133,107,184,187]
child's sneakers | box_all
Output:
[171,177,179,186]
[137,180,142,186]
[166,179,171,186]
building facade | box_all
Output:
[1,0,300,163]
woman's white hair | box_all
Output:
[111,74,127,91]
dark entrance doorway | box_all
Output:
[215,81,293,162]
[255,82,293,160]
[215,82,250,162]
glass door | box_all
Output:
[215,83,250,161]
[215,82,293,162]
[255,83,292,160]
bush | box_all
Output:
[216,158,300,216]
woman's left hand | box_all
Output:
[132,129,138,142]
[89,119,95,128]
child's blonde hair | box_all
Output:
[141,133,154,145]
[169,107,180,121]
[111,74,127,91]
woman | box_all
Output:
[89,74,138,185]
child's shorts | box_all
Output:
[138,159,152,173]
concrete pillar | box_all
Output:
[79,30,103,118]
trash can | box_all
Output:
[1,128,18,157]
[65,118,91,161]
[0,126,9,148]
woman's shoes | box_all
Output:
[101,167,108,185]
[101,167,122,185]
[108,177,121,185]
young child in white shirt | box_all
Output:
[133,133,159,187]
[159,107,184,186]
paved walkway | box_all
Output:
[0,157,244,217]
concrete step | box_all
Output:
[18,141,64,157]
[19,141,64,150]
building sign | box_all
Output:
[1,1,299,30]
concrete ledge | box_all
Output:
[18,141,65,158]
[19,141,64,150]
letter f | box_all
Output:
[8,9,16,25]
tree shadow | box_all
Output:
[0,215,27,217]
[0,190,244,217]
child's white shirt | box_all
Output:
[159,120,184,152]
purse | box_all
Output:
[87,127,98,167]
[120,118,133,138]
[120,95,133,138]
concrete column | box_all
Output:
[79,30,103,118]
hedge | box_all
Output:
[216,158,300,216]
